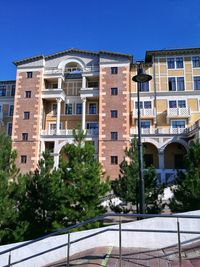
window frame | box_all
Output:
[171,120,186,129]
[22,133,28,141]
[111,131,118,140]
[76,103,82,115]
[110,110,118,118]
[192,56,200,68]
[7,122,12,136]
[88,103,97,115]
[27,72,33,78]
[111,156,118,165]
[21,155,27,164]
[111,87,118,95]
[65,103,73,115]
[193,76,200,90]
[9,105,14,116]
[111,67,118,74]
[25,90,32,98]
[23,111,30,120]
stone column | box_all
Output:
[58,77,62,88]
[82,76,87,88]
[81,97,86,130]
[56,98,62,134]
[158,151,165,169]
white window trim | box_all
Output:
[168,99,187,108]
[170,119,186,128]
[88,102,97,115]
[167,56,184,69]
[134,100,152,109]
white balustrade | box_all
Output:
[134,108,155,117]
[167,107,191,117]
[130,127,187,135]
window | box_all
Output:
[135,101,151,109]
[176,57,183,68]
[174,154,184,169]
[178,100,186,108]
[22,133,28,141]
[111,132,118,140]
[88,103,97,114]
[111,67,118,74]
[9,105,14,116]
[86,122,98,135]
[167,58,175,69]
[25,91,31,98]
[168,77,176,91]
[0,86,6,96]
[169,100,177,108]
[7,123,12,136]
[192,56,200,68]
[11,85,15,96]
[135,102,143,109]
[21,155,27,164]
[111,87,118,95]
[144,154,153,167]
[140,82,149,92]
[169,100,186,108]
[27,72,32,78]
[141,121,151,128]
[194,76,200,90]
[171,120,185,128]
[65,103,73,114]
[24,111,30,120]
[52,104,57,115]
[111,156,118,165]
[76,103,82,114]
[111,110,118,118]
[177,77,185,91]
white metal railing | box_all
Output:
[41,129,98,136]
[44,66,99,76]
[167,107,191,117]
[65,67,82,73]
[133,108,155,117]
[130,127,187,135]
[44,68,64,75]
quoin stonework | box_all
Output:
[1,48,200,180]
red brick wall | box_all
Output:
[99,65,130,180]
[12,71,43,174]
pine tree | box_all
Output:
[111,138,164,214]
[169,140,200,212]
[59,128,110,227]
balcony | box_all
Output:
[167,107,191,122]
[42,88,65,100]
[80,87,99,98]
[130,127,187,135]
[41,128,98,137]
[44,68,64,77]
[133,108,156,119]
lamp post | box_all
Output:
[132,62,152,215]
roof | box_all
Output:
[13,48,133,66]
[145,47,200,62]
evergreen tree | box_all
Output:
[111,138,164,214]
[169,140,200,212]
[59,128,110,227]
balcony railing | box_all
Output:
[133,108,155,117]
[130,127,187,135]
[167,107,191,118]
[44,68,64,76]
[41,129,98,136]
[44,66,99,76]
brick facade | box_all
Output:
[12,71,43,173]
[99,65,130,180]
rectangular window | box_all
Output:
[76,103,82,114]
[9,105,14,116]
[25,91,31,98]
[192,56,200,68]
[111,67,118,74]
[171,120,185,128]
[169,101,177,108]
[168,77,176,91]
[11,85,15,96]
[22,133,28,141]
[111,132,118,140]
[65,103,73,114]
[27,72,32,78]
[21,155,27,164]
[111,156,118,165]
[177,77,185,91]
[86,122,98,131]
[176,57,183,68]
[24,111,30,120]
[111,110,118,118]
[178,100,186,108]
[135,102,143,109]
[111,87,118,95]
[141,121,151,128]
[144,101,151,109]
[88,103,97,114]
[0,86,6,96]
[7,123,12,136]
[167,58,175,69]
[52,104,57,115]
[194,76,200,90]
[140,82,149,92]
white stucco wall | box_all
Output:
[0,210,200,267]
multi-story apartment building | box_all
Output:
[11,48,200,180]
[0,80,15,136]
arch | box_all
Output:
[164,142,187,169]
[55,139,74,155]
[58,57,85,71]
[161,138,188,153]
[141,137,159,149]
[143,142,159,168]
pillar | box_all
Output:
[81,97,86,130]
[58,77,62,88]
[56,98,62,134]
[82,76,87,88]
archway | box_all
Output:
[143,142,159,168]
[164,142,187,169]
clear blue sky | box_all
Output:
[1,0,200,80]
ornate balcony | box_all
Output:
[133,108,156,118]
[41,128,98,137]
[130,127,187,135]
[167,107,191,122]
[80,87,99,98]
[42,88,65,100]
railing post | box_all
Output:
[119,216,122,267]
[8,251,11,267]
[177,219,182,267]
[67,232,70,267]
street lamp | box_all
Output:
[132,62,152,215]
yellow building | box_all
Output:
[10,48,200,180]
